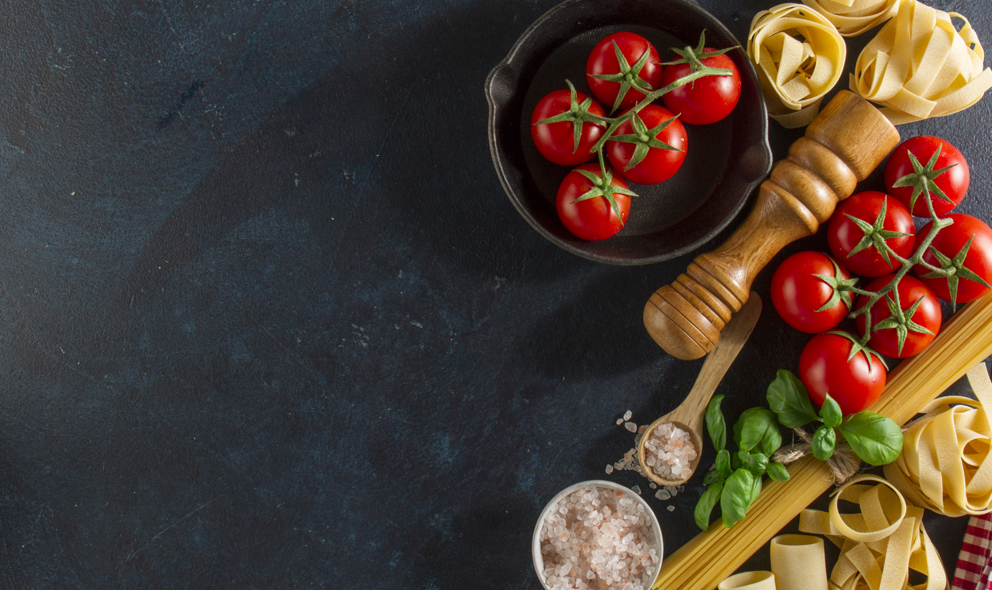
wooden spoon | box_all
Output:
[637,293,763,487]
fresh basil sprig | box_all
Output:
[694,396,789,530]
[694,369,906,531]
[765,370,903,466]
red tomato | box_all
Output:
[884,136,969,217]
[913,214,992,303]
[605,104,687,185]
[827,191,916,277]
[586,32,663,112]
[771,251,854,333]
[855,275,941,358]
[659,48,741,125]
[798,332,887,415]
[530,87,606,166]
[556,163,633,241]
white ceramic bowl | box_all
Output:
[532,480,664,589]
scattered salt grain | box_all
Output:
[539,486,660,590]
[616,418,624,425]
[667,505,675,512]
[624,422,638,433]
[623,410,632,421]
[649,483,657,490]
[642,422,698,481]
[631,485,641,495]
[655,489,670,501]
[605,465,614,475]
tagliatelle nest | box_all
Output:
[850,0,992,124]
[747,4,847,128]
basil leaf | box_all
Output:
[715,449,732,479]
[694,481,724,531]
[748,471,763,506]
[705,394,727,451]
[739,408,782,456]
[811,424,836,461]
[703,468,724,486]
[767,369,819,428]
[766,461,791,482]
[820,393,843,429]
[721,468,756,528]
[838,412,904,466]
[745,452,769,475]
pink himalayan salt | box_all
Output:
[539,486,660,590]
[642,422,697,480]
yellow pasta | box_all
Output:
[718,571,777,590]
[850,0,992,124]
[770,535,828,590]
[652,295,992,590]
[799,475,946,590]
[802,0,901,37]
[747,4,847,127]
[803,0,900,37]
[883,362,992,517]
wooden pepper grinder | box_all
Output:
[644,91,900,360]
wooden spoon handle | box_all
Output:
[644,91,900,360]
[672,293,762,433]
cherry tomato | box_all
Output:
[884,136,969,217]
[586,32,663,112]
[530,86,606,167]
[659,49,741,125]
[827,191,916,277]
[771,251,853,333]
[855,275,941,358]
[913,214,992,303]
[556,163,633,241]
[605,104,687,185]
[798,331,887,415]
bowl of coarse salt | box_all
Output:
[533,480,663,590]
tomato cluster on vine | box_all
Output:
[530,31,742,241]
[770,136,992,416]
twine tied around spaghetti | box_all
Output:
[772,427,862,485]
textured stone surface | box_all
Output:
[0,0,988,587]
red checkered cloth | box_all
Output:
[953,512,992,590]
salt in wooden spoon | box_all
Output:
[637,293,762,487]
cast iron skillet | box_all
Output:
[485,0,773,265]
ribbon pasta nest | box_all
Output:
[747,4,847,128]
[748,0,992,127]
[851,0,992,124]
[883,363,992,517]
[800,475,946,590]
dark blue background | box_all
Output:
[0,0,989,588]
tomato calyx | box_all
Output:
[871,291,935,356]
[587,41,657,112]
[842,198,913,269]
[889,145,958,216]
[811,256,858,313]
[570,155,639,223]
[532,80,609,156]
[661,31,735,77]
[825,330,887,369]
[608,110,684,171]
[919,235,992,307]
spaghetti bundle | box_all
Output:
[747,4,847,127]
[851,0,992,124]
[802,0,901,37]
[884,363,992,517]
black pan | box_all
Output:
[486,0,773,265]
